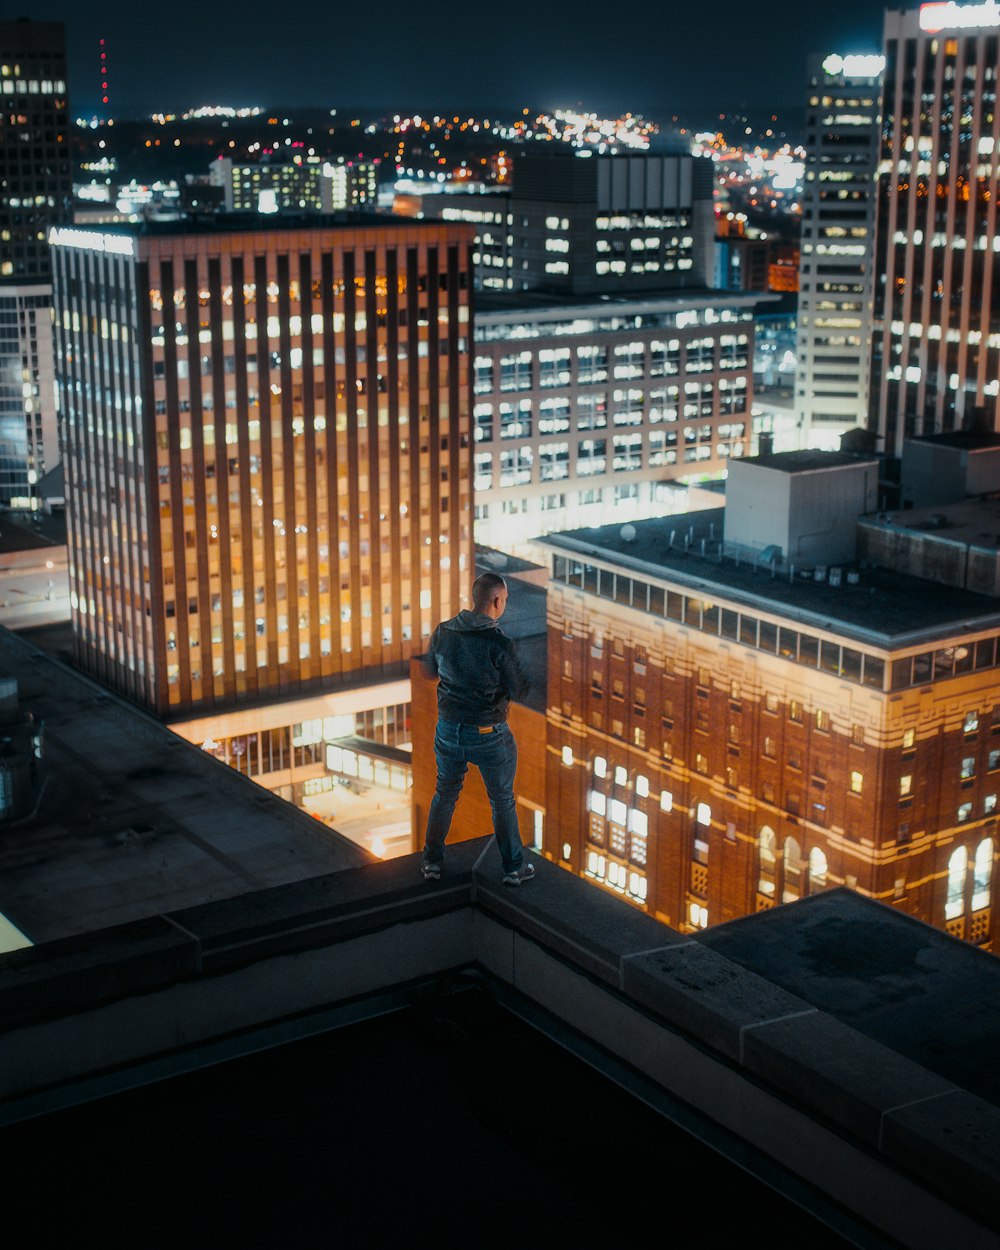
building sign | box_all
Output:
[48,227,135,257]
[822,54,886,77]
[920,1,1000,31]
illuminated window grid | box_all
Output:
[55,221,472,715]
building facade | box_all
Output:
[539,457,998,951]
[509,150,715,295]
[796,53,882,448]
[0,20,71,509]
[0,286,57,507]
[50,217,474,717]
[210,157,378,215]
[471,291,764,553]
[871,4,1000,456]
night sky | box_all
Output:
[10,0,892,116]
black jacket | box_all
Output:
[423,610,528,726]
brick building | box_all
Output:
[539,450,998,949]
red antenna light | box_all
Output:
[99,37,110,115]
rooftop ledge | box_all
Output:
[1,840,998,1250]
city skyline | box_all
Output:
[24,0,891,116]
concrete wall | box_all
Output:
[724,461,793,556]
[901,441,1000,509]
[726,459,876,567]
[858,520,1000,596]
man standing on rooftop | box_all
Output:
[420,572,533,886]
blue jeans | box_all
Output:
[423,720,524,874]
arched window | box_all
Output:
[808,847,828,894]
[945,846,968,920]
[783,836,802,903]
[972,838,994,912]
[758,826,777,897]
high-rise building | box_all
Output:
[0,20,71,284]
[539,450,998,950]
[796,52,883,449]
[0,20,71,509]
[471,289,764,553]
[871,3,1000,456]
[50,216,474,717]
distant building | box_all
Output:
[392,184,514,291]
[209,157,378,215]
[50,215,474,717]
[796,52,882,449]
[400,151,715,297]
[471,289,765,554]
[871,5,1000,454]
[539,450,998,950]
[0,20,71,283]
[0,20,71,509]
[506,149,715,296]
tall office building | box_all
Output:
[540,451,998,950]
[51,216,474,717]
[0,20,71,508]
[871,3,1000,456]
[796,53,883,449]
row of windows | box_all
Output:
[580,752,996,927]
[553,556,889,692]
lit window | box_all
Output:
[609,798,627,826]
[660,790,673,812]
[689,902,708,928]
[816,709,830,731]
[899,774,912,797]
[902,727,916,750]
[562,746,573,767]
[696,802,711,826]
[973,837,994,910]
[946,846,968,918]
[629,810,648,836]
[614,765,627,786]
[635,774,649,797]
[593,755,607,778]
[964,710,980,734]
[961,756,976,780]
[958,802,973,823]
[589,790,607,816]
[850,771,863,794]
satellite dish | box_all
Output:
[620,524,637,543]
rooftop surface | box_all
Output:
[863,495,1000,551]
[54,212,468,240]
[1,847,997,1249]
[542,510,1000,648]
[749,449,878,473]
[907,430,1000,451]
[0,627,367,947]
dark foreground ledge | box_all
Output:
[1,839,998,1250]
